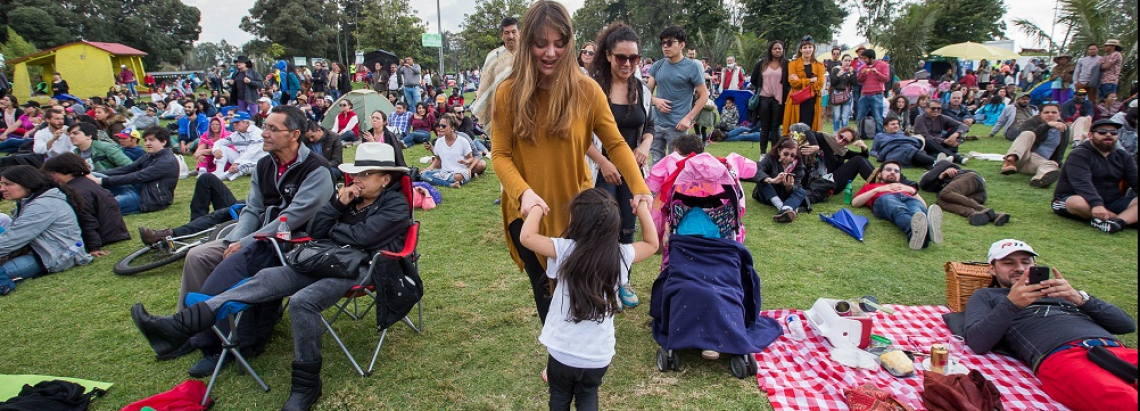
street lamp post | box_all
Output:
[437,0,444,79]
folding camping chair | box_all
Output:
[184,278,269,406]
[260,173,424,377]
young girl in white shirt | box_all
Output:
[520,188,658,410]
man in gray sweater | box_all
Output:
[965,239,1136,411]
[397,56,422,109]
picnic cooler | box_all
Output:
[944,262,995,312]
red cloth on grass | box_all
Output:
[119,380,210,411]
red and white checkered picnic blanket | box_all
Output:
[755,305,1069,411]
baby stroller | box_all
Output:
[647,153,782,379]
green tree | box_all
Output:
[572,0,633,47]
[741,0,847,45]
[927,0,1007,48]
[0,0,200,67]
[187,40,241,69]
[354,0,429,65]
[241,0,339,58]
[1,27,38,78]
[848,0,900,45]
[877,2,941,79]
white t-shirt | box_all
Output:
[432,136,472,174]
[539,238,633,369]
[388,73,400,91]
[33,126,74,157]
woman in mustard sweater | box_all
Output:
[783,36,827,132]
[491,0,650,325]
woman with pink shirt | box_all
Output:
[194,116,229,174]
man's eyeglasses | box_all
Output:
[661,40,679,47]
[927,107,942,111]
[611,53,641,66]
[883,167,901,173]
[339,104,349,107]
[1093,129,1120,136]
[263,125,295,133]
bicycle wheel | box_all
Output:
[207,220,238,241]
[113,244,191,276]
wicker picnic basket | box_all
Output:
[944,261,996,312]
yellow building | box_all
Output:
[8,41,147,102]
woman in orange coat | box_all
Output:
[783,36,826,132]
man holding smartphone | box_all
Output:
[964,239,1137,411]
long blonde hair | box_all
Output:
[508,0,587,144]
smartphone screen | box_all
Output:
[1028,266,1050,285]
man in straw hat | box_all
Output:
[1048,54,1074,104]
[965,239,1137,411]
[131,142,410,411]
[1099,39,1123,101]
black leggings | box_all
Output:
[508,219,552,324]
[189,173,237,221]
[757,96,783,154]
[911,151,937,169]
[832,156,875,187]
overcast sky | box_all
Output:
[184,0,1057,52]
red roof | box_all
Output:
[84,41,147,56]
[9,40,147,65]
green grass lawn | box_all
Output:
[0,119,1135,410]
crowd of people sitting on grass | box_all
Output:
[0,2,1137,410]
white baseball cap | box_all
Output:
[258,97,272,104]
[987,239,1038,263]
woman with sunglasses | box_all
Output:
[578,41,597,75]
[491,1,650,327]
[812,126,874,203]
[332,99,360,143]
[420,113,481,188]
[588,22,654,307]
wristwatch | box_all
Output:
[1077,290,1091,306]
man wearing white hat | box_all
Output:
[965,239,1137,411]
[120,64,137,97]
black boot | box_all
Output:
[281,360,322,411]
[130,302,215,359]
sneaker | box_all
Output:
[957,156,969,165]
[701,350,721,360]
[927,205,943,245]
[1031,170,1060,188]
[1090,218,1126,234]
[188,353,234,378]
[992,213,1011,226]
[935,153,949,164]
[492,197,501,205]
[619,284,640,308]
[773,209,797,223]
[0,285,11,296]
[188,169,199,176]
[909,212,929,250]
[138,226,174,246]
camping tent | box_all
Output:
[321,89,396,132]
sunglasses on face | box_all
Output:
[883,168,901,173]
[435,123,449,129]
[580,50,595,56]
[661,40,679,47]
[1093,129,1120,136]
[611,53,641,65]
[928,107,942,111]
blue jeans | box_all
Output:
[420,169,470,187]
[0,254,45,294]
[855,93,884,134]
[872,194,927,245]
[0,138,29,154]
[403,86,421,108]
[126,81,138,96]
[1099,83,1117,98]
[339,130,357,143]
[757,184,806,210]
[726,126,762,142]
[832,100,853,133]
[403,130,432,148]
[114,186,142,215]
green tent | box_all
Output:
[322,89,396,132]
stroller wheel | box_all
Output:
[747,354,759,376]
[669,350,681,371]
[656,348,669,372]
[730,355,749,379]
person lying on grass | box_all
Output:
[852,160,944,250]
